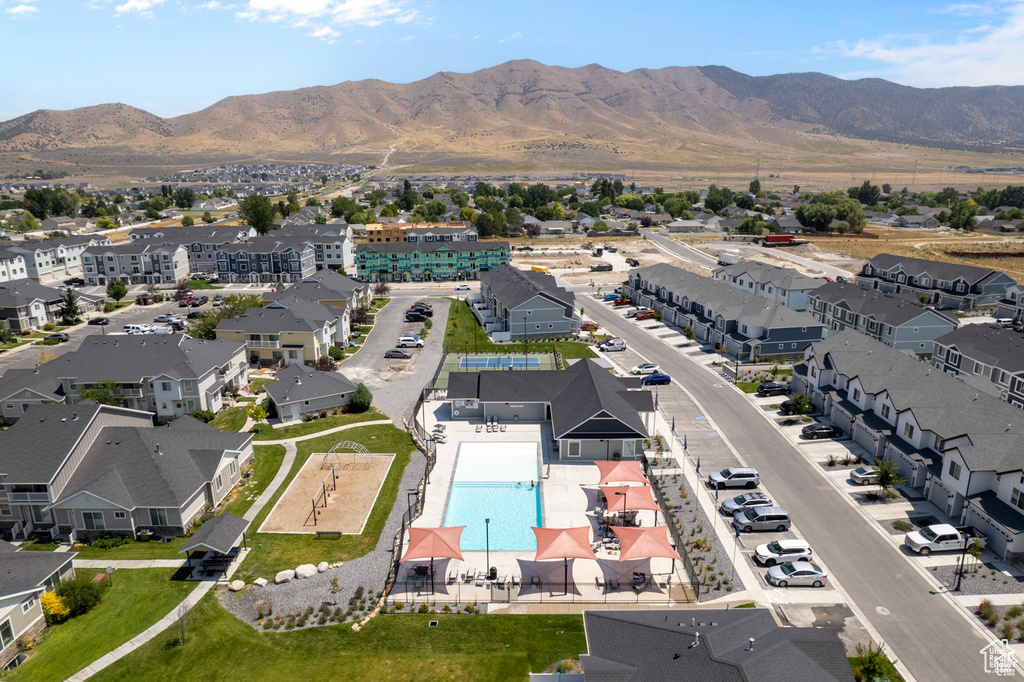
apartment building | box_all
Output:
[81,242,189,286]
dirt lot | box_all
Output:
[259,453,395,534]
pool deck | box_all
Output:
[393,401,689,605]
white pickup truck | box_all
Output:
[904,524,987,555]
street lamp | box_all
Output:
[485,518,492,580]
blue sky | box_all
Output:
[2,0,1024,122]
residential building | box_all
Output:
[447,358,653,460]
[263,269,371,340]
[858,254,1017,309]
[931,325,1024,406]
[356,240,510,283]
[0,542,76,669]
[894,214,940,229]
[265,363,358,423]
[0,403,252,543]
[806,282,958,354]
[81,242,189,286]
[0,251,28,283]
[278,222,354,272]
[571,609,853,682]
[129,225,255,274]
[539,220,572,236]
[712,261,825,311]
[6,235,112,282]
[41,217,94,235]
[363,221,471,244]
[474,264,580,341]
[793,331,1024,561]
[0,281,104,333]
[216,237,316,283]
[215,304,341,366]
[625,263,825,360]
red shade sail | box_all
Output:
[611,526,682,563]
[594,460,648,486]
[600,485,661,513]
[532,527,599,562]
[401,526,465,563]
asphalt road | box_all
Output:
[582,294,992,682]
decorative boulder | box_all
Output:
[275,569,295,584]
[317,561,328,573]
[254,578,268,587]
[295,564,318,579]
[229,580,245,592]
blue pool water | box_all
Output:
[444,482,541,550]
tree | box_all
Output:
[202,211,215,224]
[592,220,609,232]
[181,215,195,227]
[239,195,275,235]
[96,216,116,230]
[314,214,328,224]
[174,278,191,301]
[80,379,126,407]
[373,281,391,297]
[735,194,755,210]
[786,392,813,415]
[58,288,80,326]
[949,199,978,230]
[315,355,337,371]
[328,345,344,361]
[19,210,40,231]
[795,203,836,230]
[874,457,905,496]
[749,179,761,194]
[246,402,268,426]
[350,383,373,413]
[682,326,695,341]
[0,327,16,345]
[173,188,196,210]
[881,183,892,194]
[106,279,128,303]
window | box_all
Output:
[948,460,962,480]
[149,508,169,526]
[947,350,960,364]
[881,403,891,419]
[183,380,193,392]
[903,422,915,439]
[1012,488,1024,510]
[230,461,237,476]
[853,388,861,401]
[22,597,35,614]
[113,511,126,519]
[161,382,171,392]
[567,441,581,458]
[82,512,105,530]
[216,474,223,491]
[0,620,12,649]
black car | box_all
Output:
[405,311,427,322]
[168,320,186,331]
[190,296,209,307]
[802,423,843,439]
[187,311,205,319]
[408,306,433,317]
[757,381,791,397]
[64,277,85,286]
[779,400,803,415]
[88,317,110,326]
[44,332,70,342]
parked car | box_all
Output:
[168,320,186,331]
[408,306,433,317]
[178,297,194,307]
[757,381,791,397]
[64,277,85,286]
[598,338,627,352]
[186,311,204,319]
[580,322,599,332]
[709,467,759,489]
[455,284,471,291]
[766,561,828,588]
[905,524,987,555]
[720,492,772,515]
[405,311,428,322]
[413,301,432,310]
[88,317,109,326]
[779,399,806,415]
[850,466,879,485]
[603,293,619,302]
[613,297,633,307]
[635,310,656,320]
[190,296,209,307]
[733,506,791,533]
[212,296,224,307]
[626,307,650,318]
[398,335,424,348]
[630,363,660,375]
[641,373,671,386]
[802,423,843,439]
[755,539,813,566]
[44,332,70,343]
[625,257,639,267]
[153,313,180,323]
[384,348,412,359]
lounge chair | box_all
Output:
[474,573,485,587]
[595,576,605,589]
[476,424,482,433]
[463,569,476,583]
[608,579,620,590]
[531,575,541,586]
[511,575,520,587]
[447,570,458,585]
[499,424,506,432]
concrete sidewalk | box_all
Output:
[244,441,296,522]
[75,559,186,569]
[256,418,392,445]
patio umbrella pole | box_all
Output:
[431,557,435,594]
[564,558,568,595]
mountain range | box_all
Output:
[3,60,1024,175]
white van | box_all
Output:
[122,324,153,334]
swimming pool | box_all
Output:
[444,442,542,550]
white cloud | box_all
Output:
[4,4,40,17]
[236,0,420,38]
[499,30,522,43]
[196,1,234,9]
[308,25,339,41]
[938,2,994,15]
[835,1,1024,86]
[114,0,165,16]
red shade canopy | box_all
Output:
[600,485,661,513]
[401,526,465,563]
[611,526,682,563]
[594,461,648,486]
[532,527,599,562]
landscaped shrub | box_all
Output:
[91,534,133,549]
[350,383,372,413]
[320,409,328,419]
[329,345,344,361]
[41,591,70,624]
[303,413,315,422]
[43,323,55,331]
[191,410,215,423]
[891,520,914,533]
[56,577,105,617]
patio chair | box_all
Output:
[447,570,458,585]
[608,579,620,591]
[475,573,485,587]
[595,576,605,590]
[463,569,476,583]
[511,575,520,587]
[499,424,506,432]
[476,424,482,433]
[531,575,541,586]
[497,574,507,585]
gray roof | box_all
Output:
[581,609,853,682]
[266,363,357,406]
[634,263,822,331]
[264,297,347,325]
[447,358,652,439]
[180,512,249,554]
[480,264,576,315]
[0,280,73,308]
[0,546,76,600]
[84,242,183,257]
[356,241,509,254]
[50,335,244,384]
[716,261,825,292]
[934,325,1024,374]
[809,331,1024,473]
[55,416,251,509]
[0,365,66,402]
[0,402,108,483]
[216,307,325,334]
[810,282,958,327]
[865,253,1013,287]
[218,236,313,255]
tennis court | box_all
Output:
[433,352,558,390]
[459,356,542,369]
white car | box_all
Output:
[630,363,660,375]
[766,561,828,588]
[153,313,180,323]
[754,539,813,566]
[397,335,425,348]
[455,284,471,291]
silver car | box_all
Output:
[850,466,879,485]
[766,561,828,588]
[720,492,771,516]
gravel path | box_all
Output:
[930,564,1024,597]
[220,450,427,628]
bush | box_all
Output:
[350,383,372,413]
[56,577,105,617]
[103,301,117,313]
[303,413,315,422]
[191,409,215,423]
[43,322,55,331]
[42,591,70,624]
[891,519,914,533]
[328,345,344,361]
[38,338,60,346]
[91,534,133,549]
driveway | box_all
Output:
[580,291,994,682]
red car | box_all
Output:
[613,297,633,306]
[635,310,656,320]
[580,322,599,332]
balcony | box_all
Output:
[247,340,281,349]
[7,491,51,504]
[114,388,144,397]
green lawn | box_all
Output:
[220,445,286,519]
[211,406,248,432]
[444,298,596,367]
[249,378,276,394]
[235,423,415,582]
[70,534,189,560]
[92,597,585,682]
[253,409,388,441]
[9,568,194,681]
[736,381,760,394]
[187,279,223,290]
[238,396,256,402]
